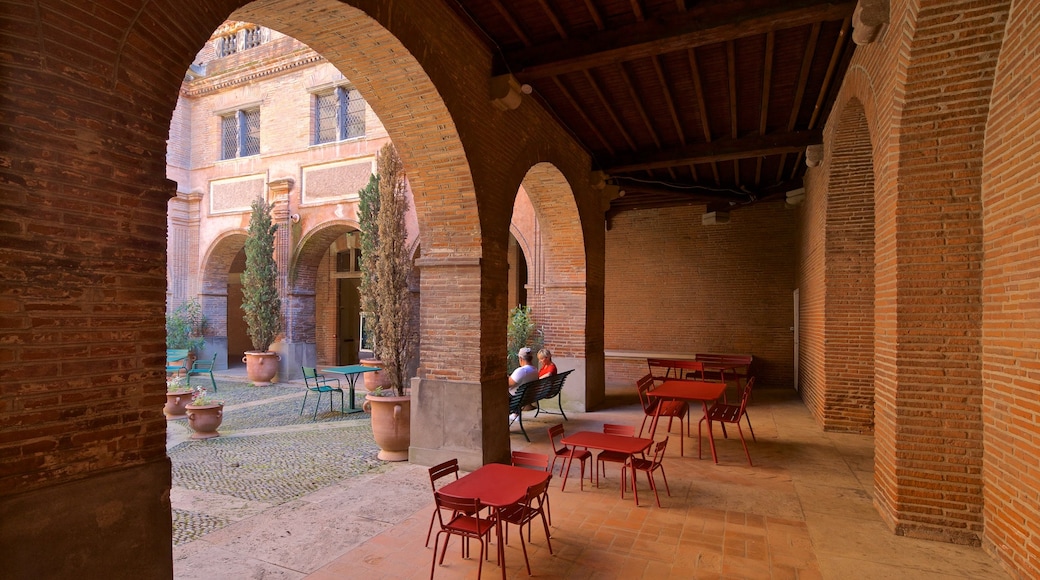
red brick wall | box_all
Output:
[809,0,1010,551]
[604,202,798,389]
[980,3,1040,577]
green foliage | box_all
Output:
[507,305,543,373]
[166,297,207,353]
[241,196,282,352]
[359,144,418,396]
[358,173,380,335]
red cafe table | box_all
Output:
[559,431,653,504]
[647,380,727,463]
[439,463,550,579]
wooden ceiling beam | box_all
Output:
[603,129,823,173]
[509,0,855,80]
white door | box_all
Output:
[793,289,799,391]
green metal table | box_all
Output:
[322,364,381,413]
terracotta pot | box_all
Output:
[164,391,193,419]
[363,394,411,461]
[243,351,280,385]
[361,358,390,392]
[186,404,224,439]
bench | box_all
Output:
[695,353,753,385]
[509,369,573,442]
[166,349,190,376]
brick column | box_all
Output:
[268,177,310,380]
[409,256,508,470]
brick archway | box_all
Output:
[198,230,249,368]
[823,99,875,433]
[979,1,1040,574]
[518,162,592,410]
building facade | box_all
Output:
[4,2,1040,578]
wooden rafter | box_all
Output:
[535,0,569,39]
[490,0,531,47]
[652,55,685,145]
[603,129,822,173]
[726,40,739,186]
[618,63,662,149]
[553,76,616,154]
[775,22,821,182]
[687,48,720,184]
[791,16,852,179]
[756,31,775,185]
[629,0,645,22]
[508,0,855,79]
[582,0,604,30]
[584,70,636,150]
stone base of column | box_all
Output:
[0,459,173,579]
[409,377,510,471]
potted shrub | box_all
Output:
[185,386,224,440]
[241,195,282,385]
[164,375,193,419]
[166,297,207,368]
[507,304,543,373]
[357,173,390,392]
[360,143,419,461]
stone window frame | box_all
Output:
[311,85,366,145]
[218,107,261,160]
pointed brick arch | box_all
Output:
[199,230,248,344]
[980,2,1040,574]
[823,99,875,433]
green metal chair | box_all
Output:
[186,353,218,392]
[301,367,343,419]
[166,349,190,376]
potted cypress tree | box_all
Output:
[360,143,419,461]
[241,195,282,385]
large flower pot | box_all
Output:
[364,394,411,461]
[243,351,280,385]
[186,404,224,439]
[164,391,193,419]
[361,358,390,392]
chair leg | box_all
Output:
[638,415,648,438]
[658,466,671,497]
[647,470,661,508]
[208,371,217,393]
[737,423,752,466]
[313,391,322,419]
[425,508,437,547]
[300,391,309,416]
[518,524,531,575]
[745,412,756,441]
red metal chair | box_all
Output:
[429,492,497,580]
[510,450,553,526]
[635,374,690,455]
[621,437,671,507]
[498,477,554,575]
[698,377,756,466]
[425,459,463,548]
[596,423,636,486]
[547,424,592,490]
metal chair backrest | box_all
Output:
[301,367,320,387]
[511,451,550,471]
[428,458,460,491]
[738,377,756,413]
[547,423,566,454]
[636,374,655,412]
[649,437,669,467]
[603,423,635,437]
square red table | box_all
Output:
[648,380,727,462]
[439,463,550,579]
[559,431,653,504]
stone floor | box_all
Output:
[170,370,1010,579]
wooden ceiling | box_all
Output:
[446,0,857,222]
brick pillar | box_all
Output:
[410,256,508,470]
[268,177,311,380]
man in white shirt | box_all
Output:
[508,347,538,396]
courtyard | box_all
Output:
[169,369,1007,579]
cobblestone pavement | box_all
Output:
[168,376,384,546]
